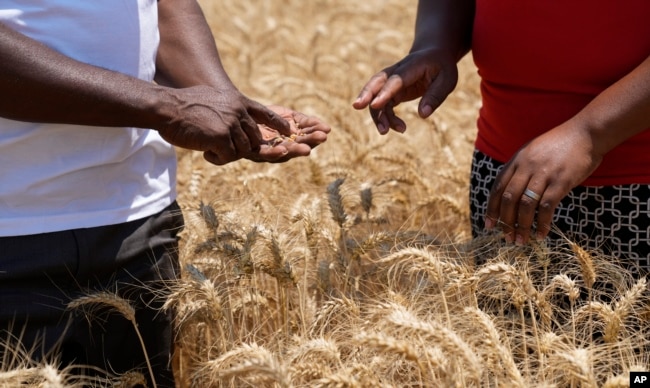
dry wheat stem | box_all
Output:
[67,292,156,388]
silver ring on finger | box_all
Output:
[523,188,541,202]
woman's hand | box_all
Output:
[485,121,604,244]
[486,54,650,245]
[352,47,459,134]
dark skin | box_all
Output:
[0,0,329,166]
[353,0,650,245]
[353,0,474,134]
[487,55,650,245]
[155,0,329,164]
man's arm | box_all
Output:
[0,22,162,128]
[155,0,234,89]
[155,0,329,164]
[153,0,292,163]
[0,22,255,162]
[0,4,328,165]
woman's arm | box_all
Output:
[575,54,650,156]
[410,0,475,60]
[353,0,475,134]
[486,54,650,245]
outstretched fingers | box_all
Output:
[353,71,390,110]
[354,69,408,134]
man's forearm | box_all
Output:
[155,0,234,89]
[410,0,475,61]
[0,22,167,129]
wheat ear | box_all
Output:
[68,292,156,388]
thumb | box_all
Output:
[246,100,291,136]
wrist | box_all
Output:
[561,116,615,162]
[139,85,181,132]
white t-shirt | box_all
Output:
[0,1,177,236]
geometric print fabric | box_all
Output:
[469,149,650,273]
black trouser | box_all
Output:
[0,202,184,387]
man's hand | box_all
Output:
[156,89,330,165]
[352,47,459,135]
[156,86,296,164]
[239,105,330,164]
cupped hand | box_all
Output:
[485,122,604,245]
[206,105,330,164]
[352,47,459,134]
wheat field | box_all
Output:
[2,0,649,387]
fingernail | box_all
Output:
[421,104,433,117]
[515,234,524,246]
[485,218,494,230]
[377,123,387,134]
[504,234,514,244]
[536,232,546,241]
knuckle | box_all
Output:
[490,181,505,195]
[501,190,515,205]
[387,74,404,86]
[538,200,553,212]
[371,72,388,83]
[519,195,536,208]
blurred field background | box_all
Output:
[2,0,648,387]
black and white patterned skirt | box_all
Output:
[469,149,650,272]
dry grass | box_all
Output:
[3,0,648,387]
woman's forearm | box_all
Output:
[410,0,475,61]
[574,54,650,157]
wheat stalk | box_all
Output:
[355,331,427,382]
[464,307,525,387]
[194,343,289,387]
[382,304,483,383]
[68,292,155,388]
[327,178,348,228]
[569,242,596,290]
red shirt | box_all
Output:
[472,1,650,186]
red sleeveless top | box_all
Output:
[472,1,650,186]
